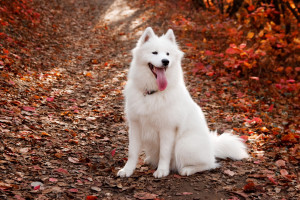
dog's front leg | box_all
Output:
[153,130,175,178]
[117,121,141,177]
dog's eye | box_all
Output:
[166,52,169,56]
[152,51,158,55]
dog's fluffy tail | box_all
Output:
[210,130,249,160]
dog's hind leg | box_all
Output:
[175,134,219,176]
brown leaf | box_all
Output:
[275,159,285,167]
[68,157,80,163]
[224,169,235,176]
[280,169,288,176]
[134,192,158,200]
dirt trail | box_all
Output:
[1,0,298,199]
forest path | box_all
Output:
[0,0,298,199]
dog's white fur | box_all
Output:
[117,27,249,178]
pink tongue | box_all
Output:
[155,67,167,91]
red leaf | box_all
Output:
[33,185,40,190]
[46,97,54,102]
[286,79,295,83]
[54,168,69,174]
[243,181,256,192]
[206,71,214,76]
[226,47,240,54]
[240,135,248,142]
[3,49,9,54]
[268,104,274,112]
[49,178,58,182]
[239,43,247,49]
[204,50,214,56]
[248,5,255,11]
[69,188,78,193]
[33,165,42,170]
[86,196,98,200]
[267,175,278,185]
[111,148,116,157]
[253,117,262,124]
[23,106,35,112]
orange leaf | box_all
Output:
[281,133,297,143]
[86,72,93,77]
[247,32,255,39]
[41,132,51,136]
[91,59,98,64]
[3,49,9,54]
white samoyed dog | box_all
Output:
[117,27,249,178]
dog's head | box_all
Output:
[132,27,184,92]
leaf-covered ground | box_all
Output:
[0,0,299,199]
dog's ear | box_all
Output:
[137,27,155,46]
[165,29,176,43]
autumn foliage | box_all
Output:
[0,0,299,199]
[156,0,299,144]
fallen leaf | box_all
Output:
[243,181,256,192]
[46,97,54,102]
[22,106,35,112]
[0,181,13,190]
[69,188,78,193]
[173,174,182,179]
[134,192,158,200]
[224,169,235,176]
[280,169,288,176]
[247,31,255,39]
[14,195,25,200]
[54,168,69,174]
[240,135,248,142]
[275,160,285,167]
[31,181,43,190]
[86,196,98,200]
[250,76,259,80]
[68,157,80,164]
[91,186,101,192]
[111,148,116,157]
[49,178,58,182]
[182,192,193,195]
[267,175,278,185]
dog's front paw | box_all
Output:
[117,168,134,177]
[153,168,169,178]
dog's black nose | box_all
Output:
[162,59,169,66]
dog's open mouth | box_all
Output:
[148,63,168,91]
